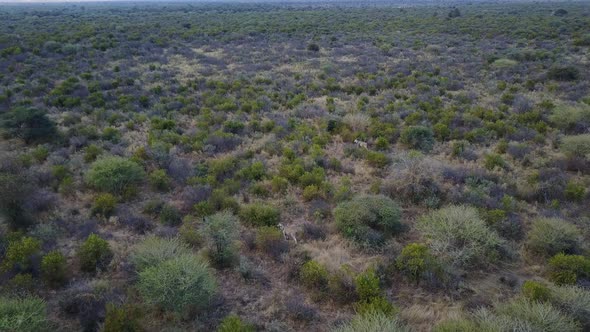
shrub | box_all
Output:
[433,319,478,332]
[476,298,579,332]
[84,144,102,163]
[91,193,117,217]
[355,296,397,316]
[564,181,586,201]
[159,205,182,226]
[526,218,581,257]
[149,169,171,191]
[548,253,590,285]
[0,296,48,332]
[137,254,216,314]
[217,314,255,332]
[0,107,57,143]
[130,236,191,272]
[0,173,34,230]
[307,43,320,52]
[1,236,41,273]
[86,156,145,194]
[522,280,550,302]
[255,226,288,259]
[239,203,280,227]
[366,151,390,168]
[548,284,590,328]
[78,234,113,273]
[355,269,381,302]
[549,104,590,133]
[417,205,503,268]
[333,311,410,332]
[547,65,579,81]
[41,251,67,287]
[334,195,402,247]
[560,134,590,159]
[396,243,437,285]
[300,260,329,290]
[400,126,435,152]
[103,303,142,332]
[202,211,240,268]
[484,153,507,170]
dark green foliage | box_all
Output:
[396,243,437,285]
[217,315,255,332]
[0,107,57,143]
[334,195,402,247]
[239,203,280,227]
[86,156,145,194]
[202,211,240,268]
[103,303,142,332]
[0,173,34,230]
[548,253,590,285]
[91,193,117,217]
[547,65,579,81]
[1,236,41,273]
[41,251,67,288]
[149,169,171,191]
[400,126,435,152]
[159,205,182,226]
[78,233,113,273]
[522,280,550,302]
[137,254,216,314]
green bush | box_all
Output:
[159,205,182,226]
[137,254,216,314]
[103,303,142,332]
[549,104,590,132]
[484,153,507,170]
[239,203,280,227]
[355,269,381,302]
[548,253,590,285]
[333,311,409,332]
[84,144,103,163]
[400,126,435,152]
[85,156,145,194]
[1,236,41,273]
[417,205,503,268]
[41,251,67,288]
[78,234,113,273]
[0,296,49,332]
[217,314,255,332]
[202,211,240,268]
[433,319,478,332]
[548,284,590,328]
[0,107,57,143]
[366,151,390,168]
[396,243,437,285]
[149,169,171,191]
[522,280,550,302]
[547,65,580,81]
[564,181,586,201]
[526,218,581,257]
[255,226,283,253]
[355,296,397,316]
[300,260,329,290]
[91,193,117,217]
[130,236,191,272]
[334,195,402,247]
[475,298,579,332]
[0,173,34,230]
[560,134,590,159]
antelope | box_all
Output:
[354,139,368,149]
[278,223,297,244]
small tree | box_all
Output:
[78,234,113,273]
[85,156,145,194]
[41,251,67,288]
[400,126,435,152]
[137,254,216,315]
[202,211,240,268]
[0,107,57,143]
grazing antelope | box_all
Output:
[278,223,297,244]
[354,139,368,149]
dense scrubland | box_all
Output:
[1,1,590,331]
